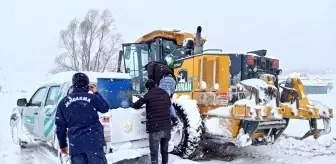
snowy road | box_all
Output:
[1,75,336,164]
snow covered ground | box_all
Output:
[0,72,336,164]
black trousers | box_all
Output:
[70,147,107,164]
[148,130,171,164]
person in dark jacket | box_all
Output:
[145,61,179,126]
[132,79,172,164]
[55,72,109,164]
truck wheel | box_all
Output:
[10,118,27,148]
[170,101,205,159]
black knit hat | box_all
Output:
[72,72,90,88]
[145,79,155,90]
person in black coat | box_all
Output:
[132,79,172,164]
[55,72,109,164]
[145,61,179,126]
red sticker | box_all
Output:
[217,93,228,98]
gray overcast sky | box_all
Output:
[0,0,335,74]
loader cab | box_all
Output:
[117,29,201,95]
[118,38,183,94]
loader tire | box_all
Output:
[171,101,205,159]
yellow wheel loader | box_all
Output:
[117,26,333,159]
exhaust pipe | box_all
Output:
[194,26,203,54]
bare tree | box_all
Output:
[52,9,122,73]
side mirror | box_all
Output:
[17,98,27,107]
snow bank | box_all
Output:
[45,71,131,84]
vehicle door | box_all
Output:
[22,86,48,136]
[37,85,61,140]
[121,43,150,94]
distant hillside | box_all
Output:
[0,70,47,93]
[282,68,333,75]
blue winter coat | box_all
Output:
[159,74,176,97]
[55,87,109,156]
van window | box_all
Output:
[45,86,61,106]
[28,87,47,106]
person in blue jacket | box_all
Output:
[159,69,179,126]
[55,72,109,164]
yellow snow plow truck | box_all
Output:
[116,26,334,159]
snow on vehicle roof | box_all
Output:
[45,71,131,84]
[202,50,227,55]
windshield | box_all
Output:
[123,43,149,94]
[121,39,182,94]
[164,39,186,59]
[162,39,178,57]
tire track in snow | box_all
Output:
[18,145,45,164]
[11,144,59,164]
[191,133,336,164]
[233,135,336,163]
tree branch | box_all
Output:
[53,9,122,74]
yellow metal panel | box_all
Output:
[231,119,241,137]
[231,105,251,118]
[174,57,194,99]
[173,54,230,111]
[192,55,230,93]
